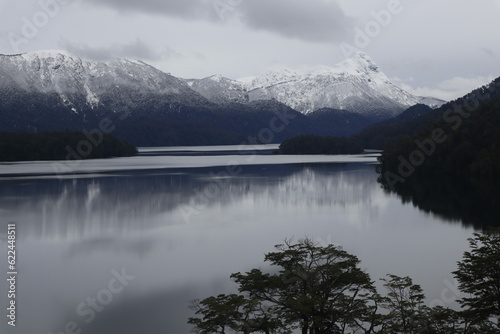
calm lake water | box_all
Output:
[0,146,476,334]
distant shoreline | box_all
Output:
[0,147,380,178]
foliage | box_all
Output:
[0,131,137,162]
[377,97,500,226]
[453,229,500,331]
[189,238,379,334]
[352,104,437,150]
[378,98,500,188]
[188,294,286,334]
[188,230,500,333]
[379,275,427,333]
[278,134,364,155]
[307,108,379,137]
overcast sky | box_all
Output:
[0,0,498,100]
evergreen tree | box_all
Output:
[453,229,500,332]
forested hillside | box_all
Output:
[278,134,364,155]
[0,132,137,162]
[377,96,500,225]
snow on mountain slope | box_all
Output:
[242,52,434,117]
[417,96,446,109]
[0,50,445,119]
[184,74,249,104]
[0,50,207,112]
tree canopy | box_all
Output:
[453,229,500,331]
[189,231,500,333]
[190,238,378,334]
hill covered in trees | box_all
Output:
[353,104,437,149]
[377,91,500,226]
[277,134,364,155]
[353,77,500,151]
[0,131,137,162]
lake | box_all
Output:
[0,146,476,334]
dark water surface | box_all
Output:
[0,150,475,334]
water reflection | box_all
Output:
[378,173,499,228]
[0,162,476,334]
[0,164,381,240]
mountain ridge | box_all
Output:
[0,49,451,146]
[0,50,210,114]
[187,52,445,116]
[354,77,500,150]
[0,50,445,117]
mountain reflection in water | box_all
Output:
[0,160,475,334]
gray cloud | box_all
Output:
[481,48,498,59]
[83,0,218,20]
[238,0,352,42]
[59,38,182,61]
[81,0,352,43]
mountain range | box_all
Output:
[0,50,446,146]
[187,52,444,116]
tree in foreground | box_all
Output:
[379,275,427,333]
[189,238,381,334]
[188,294,286,334]
[453,228,500,332]
[188,230,500,333]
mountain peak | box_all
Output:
[241,52,425,116]
[208,74,224,82]
[186,74,249,104]
[0,50,203,111]
[334,52,381,78]
[19,49,77,61]
[352,51,376,64]
[14,50,148,69]
[1,49,443,118]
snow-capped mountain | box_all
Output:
[0,50,444,119]
[417,96,446,109]
[184,53,446,118]
[0,50,208,113]
[241,52,444,117]
[0,49,451,146]
[185,74,249,104]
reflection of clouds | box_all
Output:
[0,164,383,239]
